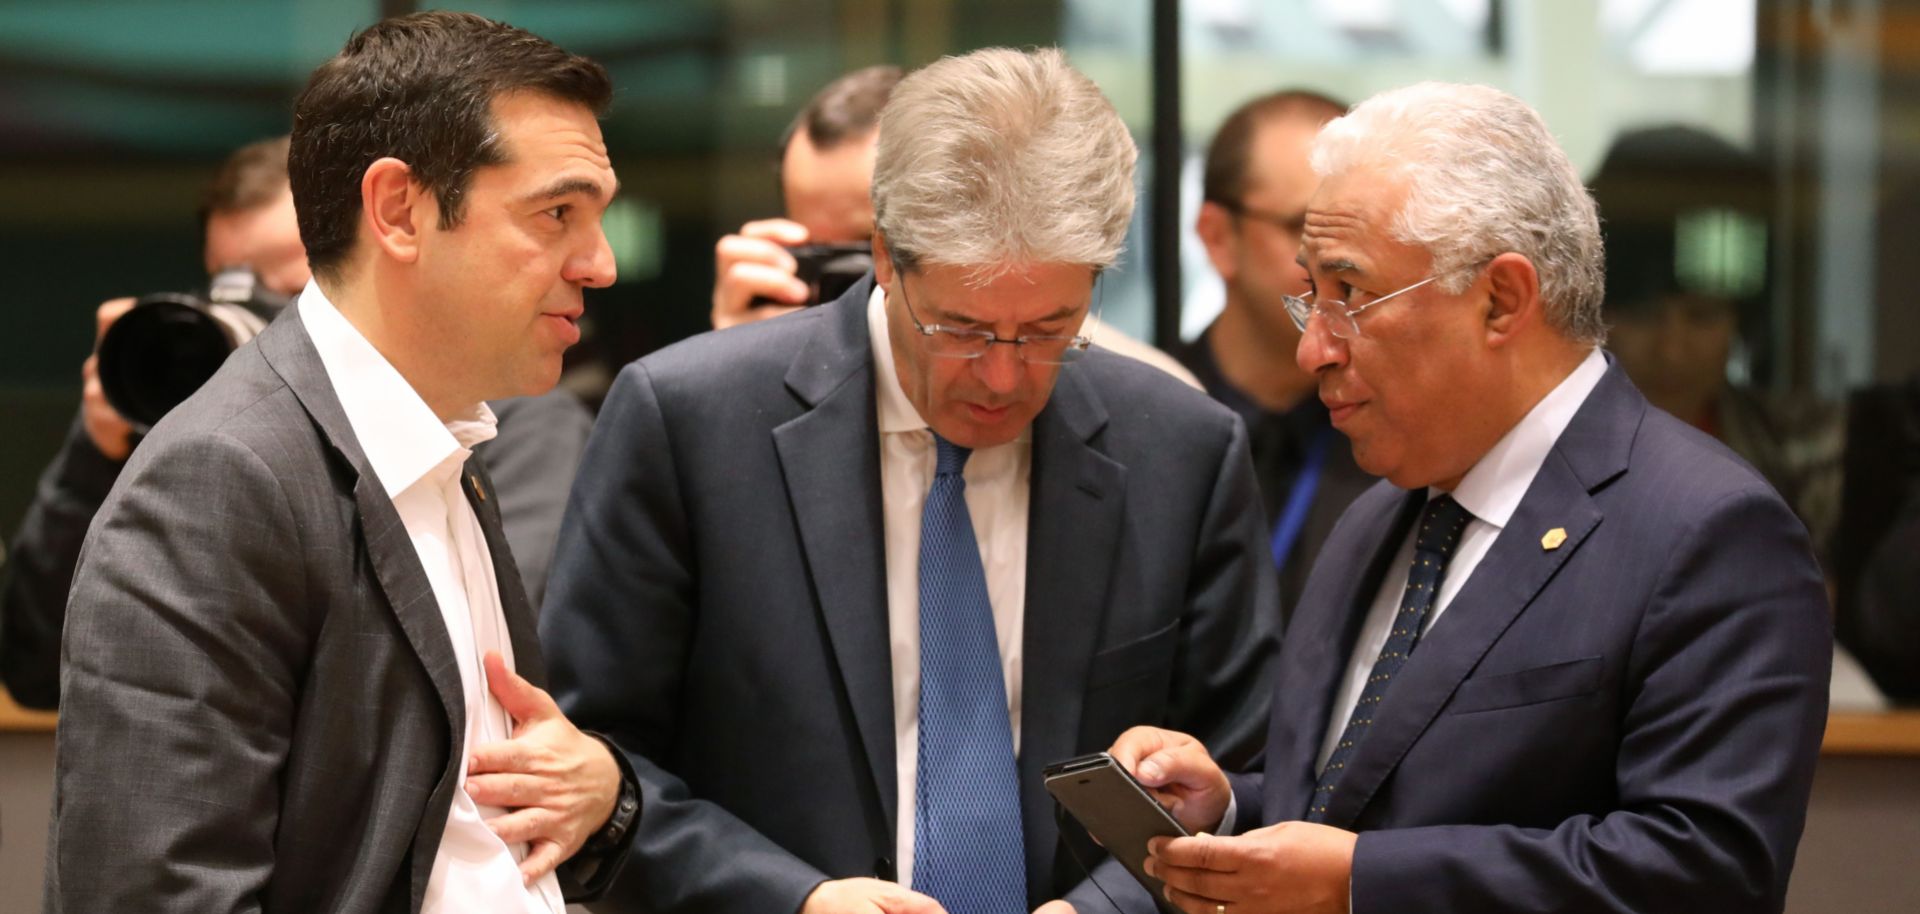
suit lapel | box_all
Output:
[462,457,546,687]
[1317,364,1641,828]
[770,283,899,842]
[256,311,469,905]
[1017,364,1125,900]
[258,313,467,728]
[1265,484,1421,823]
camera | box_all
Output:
[97,267,295,432]
[752,242,873,308]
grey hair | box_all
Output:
[1311,82,1607,344]
[872,47,1137,282]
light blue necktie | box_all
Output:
[912,434,1027,914]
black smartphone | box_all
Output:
[1043,752,1189,908]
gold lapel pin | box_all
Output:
[1541,527,1567,551]
[470,475,486,502]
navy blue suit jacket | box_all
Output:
[1229,362,1831,913]
[541,277,1279,914]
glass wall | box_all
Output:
[0,0,1074,527]
[1,0,1913,568]
[1,2,1917,908]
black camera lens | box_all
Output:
[97,295,243,431]
[95,268,291,432]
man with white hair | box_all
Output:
[541,48,1278,914]
[1102,83,1830,914]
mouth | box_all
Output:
[541,310,583,345]
[966,402,1013,423]
[1322,396,1363,425]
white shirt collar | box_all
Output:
[1440,347,1609,529]
[867,284,928,435]
[297,279,497,498]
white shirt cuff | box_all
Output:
[1211,794,1238,836]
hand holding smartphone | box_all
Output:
[1043,752,1189,910]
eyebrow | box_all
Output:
[1297,254,1360,275]
[933,304,1082,328]
[519,176,620,206]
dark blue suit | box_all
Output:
[541,277,1279,914]
[1230,362,1831,913]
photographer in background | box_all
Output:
[712,64,1200,386]
[711,65,899,328]
[0,134,592,710]
[1176,89,1376,617]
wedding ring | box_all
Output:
[1215,905,1226,914]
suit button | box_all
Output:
[874,856,896,881]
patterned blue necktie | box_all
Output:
[912,434,1027,914]
[1306,494,1473,822]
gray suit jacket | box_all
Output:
[1,388,589,712]
[541,276,1280,914]
[45,312,625,913]
[1227,363,1831,913]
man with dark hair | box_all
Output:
[46,12,634,913]
[2,130,594,709]
[197,135,312,296]
[775,64,904,245]
[781,62,901,154]
[1178,89,1373,613]
[713,65,903,328]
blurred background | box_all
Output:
[2,1,1916,911]
[5,0,1916,530]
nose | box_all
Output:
[568,224,618,289]
[1295,310,1348,376]
[973,342,1024,396]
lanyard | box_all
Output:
[1270,425,1335,575]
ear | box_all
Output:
[871,231,896,287]
[1483,252,1542,348]
[1195,201,1239,281]
[360,157,424,265]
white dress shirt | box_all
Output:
[1315,348,1609,774]
[868,285,1030,886]
[299,282,564,914]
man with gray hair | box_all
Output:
[1103,83,1830,913]
[542,47,1277,914]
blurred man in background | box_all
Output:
[1178,89,1374,615]
[1591,125,1843,565]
